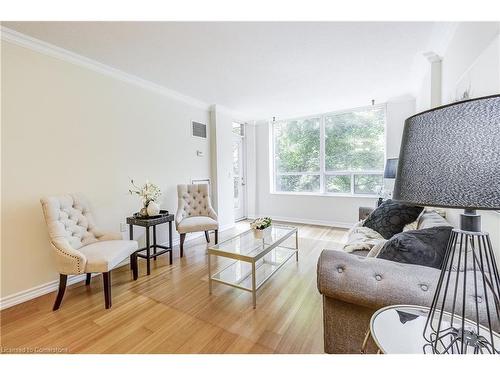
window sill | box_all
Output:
[269,191,379,199]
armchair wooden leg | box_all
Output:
[204,231,210,243]
[214,230,218,244]
[103,272,112,309]
[131,253,138,280]
[180,233,186,257]
[85,273,91,285]
[53,274,67,311]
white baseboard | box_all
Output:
[0,274,88,310]
[0,224,235,310]
[248,214,354,229]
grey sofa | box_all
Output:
[316,211,495,354]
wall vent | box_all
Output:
[192,121,207,139]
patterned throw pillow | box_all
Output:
[363,199,424,239]
[377,226,453,269]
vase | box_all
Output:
[253,227,271,239]
[147,201,160,216]
[139,206,148,217]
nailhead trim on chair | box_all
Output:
[51,241,82,273]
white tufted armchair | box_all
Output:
[40,193,139,310]
[176,184,218,257]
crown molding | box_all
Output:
[210,104,254,122]
[422,51,442,63]
[1,26,210,111]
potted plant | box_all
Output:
[250,217,272,239]
[129,179,162,217]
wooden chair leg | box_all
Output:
[53,274,67,311]
[131,253,138,280]
[85,273,91,285]
[204,231,210,243]
[180,233,186,257]
[103,272,112,309]
[214,230,218,244]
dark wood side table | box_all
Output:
[126,212,174,278]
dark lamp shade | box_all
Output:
[383,158,398,179]
[393,95,500,210]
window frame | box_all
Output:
[270,104,386,197]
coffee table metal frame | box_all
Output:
[207,225,298,308]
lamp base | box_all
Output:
[424,322,499,354]
[423,221,500,354]
[460,209,481,232]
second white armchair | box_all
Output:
[176,184,218,257]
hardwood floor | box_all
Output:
[0,221,346,354]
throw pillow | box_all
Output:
[377,226,453,269]
[363,199,424,239]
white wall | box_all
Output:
[415,22,500,259]
[1,41,211,299]
[416,69,432,112]
[249,99,416,227]
[386,99,416,158]
[441,23,500,104]
[210,106,236,229]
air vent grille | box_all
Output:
[192,121,207,139]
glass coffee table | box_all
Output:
[207,225,298,308]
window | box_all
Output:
[273,117,321,192]
[272,105,385,195]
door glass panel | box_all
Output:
[233,143,239,175]
[233,135,245,218]
[234,177,239,208]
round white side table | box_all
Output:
[363,304,500,354]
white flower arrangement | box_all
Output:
[250,217,272,230]
[129,179,161,206]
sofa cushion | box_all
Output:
[377,226,452,269]
[362,199,424,239]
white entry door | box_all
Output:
[233,132,246,220]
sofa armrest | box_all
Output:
[317,249,440,310]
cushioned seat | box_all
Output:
[177,216,218,233]
[40,193,139,310]
[80,240,139,273]
[176,184,219,257]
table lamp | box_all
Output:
[384,158,398,179]
[393,94,500,354]
[377,158,399,206]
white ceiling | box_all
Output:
[3,22,455,119]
